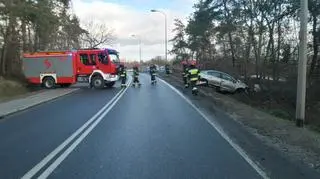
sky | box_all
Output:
[71,0,197,61]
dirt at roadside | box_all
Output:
[0,76,40,103]
[161,73,320,172]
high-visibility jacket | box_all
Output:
[188,68,200,81]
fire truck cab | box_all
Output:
[22,48,121,89]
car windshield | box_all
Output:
[222,74,235,82]
[208,71,220,78]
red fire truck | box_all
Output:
[22,48,120,89]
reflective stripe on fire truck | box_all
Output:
[88,70,119,84]
[40,73,57,83]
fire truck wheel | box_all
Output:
[43,77,55,89]
[92,75,104,89]
[105,81,115,88]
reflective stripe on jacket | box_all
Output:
[120,71,126,77]
[188,68,199,81]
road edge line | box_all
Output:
[37,78,132,178]
[21,83,128,179]
[158,77,269,179]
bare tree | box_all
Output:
[80,19,115,48]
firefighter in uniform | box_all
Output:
[149,64,157,84]
[182,64,189,88]
[132,65,141,87]
[119,65,127,87]
[165,64,170,75]
[188,64,200,94]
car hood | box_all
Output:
[236,81,248,88]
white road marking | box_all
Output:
[37,78,131,178]
[158,78,269,179]
[21,78,131,179]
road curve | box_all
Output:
[0,74,265,179]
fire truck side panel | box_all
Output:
[23,55,76,84]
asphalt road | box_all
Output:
[0,74,274,179]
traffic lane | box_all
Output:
[50,74,262,179]
[0,85,121,179]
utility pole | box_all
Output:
[139,38,142,62]
[165,14,168,62]
[131,34,142,62]
[295,0,308,127]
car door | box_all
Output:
[76,53,96,75]
[207,71,222,87]
[89,52,98,69]
[221,73,236,92]
[96,51,111,72]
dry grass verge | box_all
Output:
[0,76,30,102]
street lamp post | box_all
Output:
[131,34,142,62]
[295,0,308,127]
[151,9,168,62]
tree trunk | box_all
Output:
[228,32,236,67]
[222,42,227,57]
[33,25,40,52]
[275,13,282,81]
[222,0,236,67]
[1,13,16,76]
[27,24,33,52]
[255,17,264,81]
[264,19,275,85]
[0,46,7,76]
[244,24,253,80]
[309,14,318,79]
[244,2,255,81]
[270,21,276,82]
[21,19,28,52]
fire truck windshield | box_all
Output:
[109,53,120,64]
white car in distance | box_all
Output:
[199,70,248,93]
